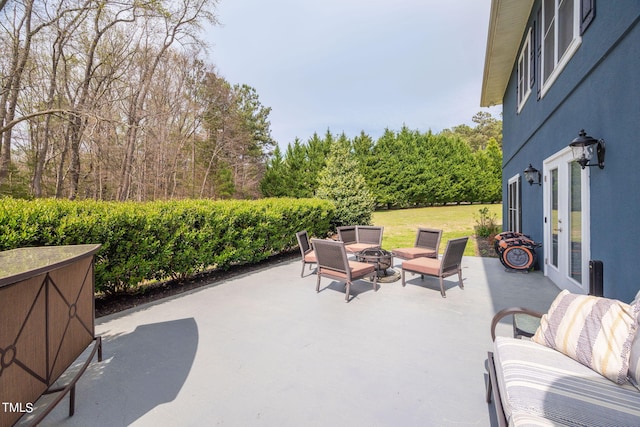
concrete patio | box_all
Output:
[22,255,561,427]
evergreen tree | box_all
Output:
[408,130,438,206]
[352,130,374,180]
[213,162,235,199]
[285,139,312,197]
[394,126,421,206]
[316,135,374,227]
[258,113,503,206]
[485,138,503,201]
[473,138,502,202]
[368,129,406,208]
[304,131,331,194]
[260,146,287,197]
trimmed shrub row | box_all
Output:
[0,197,335,294]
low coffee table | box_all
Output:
[355,248,394,277]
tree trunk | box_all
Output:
[0,0,34,186]
[55,130,71,198]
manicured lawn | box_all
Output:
[372,204,502,257]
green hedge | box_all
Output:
[0,197,334,294]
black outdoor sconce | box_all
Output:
[569,129,605,169]
[524,164,541,186]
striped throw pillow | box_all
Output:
[630,328,640,387]
[628,291,640,386]
[532,290,640,384]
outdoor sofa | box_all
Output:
[487,290,640,427]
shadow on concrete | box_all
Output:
[319,279,378,301]
[104,318,198,425]
[480,256,558,311]
[400,273,463,297]
[29,318,198,426]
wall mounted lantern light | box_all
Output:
[524,164,541,186]
[569,129,605,169]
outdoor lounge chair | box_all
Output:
[392,228,442,260]
[337,225,383,254]
[311,238,378,302]
[400,236,468,298]
[296,230,317,277]
[336,225,357,249]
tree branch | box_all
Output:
[0,109,80,134]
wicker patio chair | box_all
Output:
[296,230,317,277]
[392,228,442,260]
[400,236,469,298]
[337,225,357,244]
[337,225,383,254]
[311,238,378,302]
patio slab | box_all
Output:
[22,256,561,427]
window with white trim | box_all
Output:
[540,0,581,96]
[517,28,533,112]
[507,175,521,233]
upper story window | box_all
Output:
[517,28,533,112]
[540,0,582,97]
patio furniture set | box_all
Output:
[296,226,468,302]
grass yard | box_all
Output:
[372,203,502,257]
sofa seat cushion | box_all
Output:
[392,247,437,259]
[509,413,570,427]
[494,336,640,427]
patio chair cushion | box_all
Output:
[345,242,380,253]
[304,251,317,263]
[531,290,639,384]
[319,261,374,280]
[392,247,437,259]
[493,336,640,427]
[401,257,440,276]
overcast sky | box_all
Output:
[204,0,501,148]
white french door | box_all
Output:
[543,148,590,294]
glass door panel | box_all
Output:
[550,168,559,268]
[569,162,582,283]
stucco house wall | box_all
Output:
[488,1,640,301]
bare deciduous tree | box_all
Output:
[0,0,277,201]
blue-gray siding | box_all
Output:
[501,1,640,302]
